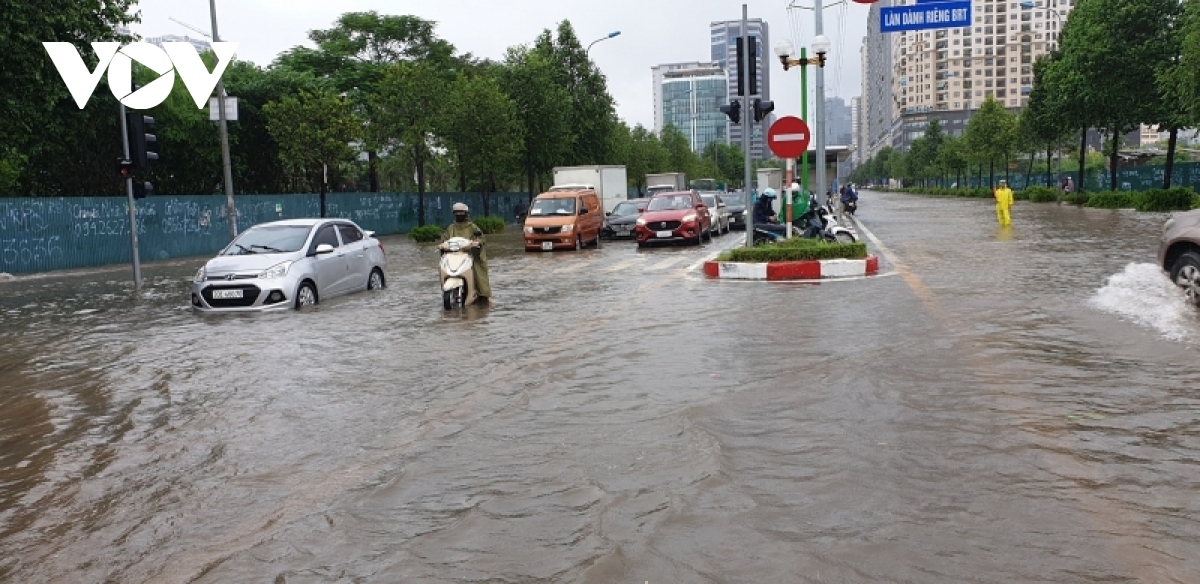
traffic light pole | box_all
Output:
[119,103,143,289]
[741,3,754,248]
[210,0,237,240]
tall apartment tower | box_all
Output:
[710,19,771,160]
[883,0,1075,151]
[850,96,862,165]
[860,0,898,161]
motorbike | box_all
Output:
[795,194,857,243]
[438,235,480,309]
[842,198,858,215]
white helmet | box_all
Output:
[452,202,468,212]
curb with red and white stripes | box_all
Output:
[703,256,880,280]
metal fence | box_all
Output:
[909,161,1200,192]
[0,192,529,275]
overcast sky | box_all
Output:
[131,0,872,130]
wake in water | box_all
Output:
[1088,263,1197,342]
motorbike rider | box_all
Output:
[753,188,788,235]
[442,203,492,305]
[841,183,859,213]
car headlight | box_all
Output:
[258,260,294,279]
[1163,217,1175,235]
[193,267,206,283]
[524,226,533,234]
[682,213,697,223]
[561,224,574,233]
[636,218,646,226]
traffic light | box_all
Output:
[132,181,153,199]
[117,158,133,178]
[126,113,157,169]
[753,98,775,123]
[720,100,742,124]
[735,35,760,96]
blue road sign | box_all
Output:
[881,1,972,33]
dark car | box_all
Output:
[722,192,749,230]
[601,198,650,239]
[1158,208,1200,306]
[633,191,712,247]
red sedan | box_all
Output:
[634,191,713,248]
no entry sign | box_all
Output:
[767,116,811,159]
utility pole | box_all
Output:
[742,4,755,248]
[814,0,827,207]
[119,104,143,289]
[209,0,237,240]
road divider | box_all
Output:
[703,256,879,280]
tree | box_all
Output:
[0,0,138,194]
[660,124,696,174]
[264,89,360,216]
[499,45,571,198]
[703,141,745,188]
[440,71,524,215]
[937,136,970,187]
[964,97,1017,188]
[371,61,447,226]
[532,21,619,165]
[274,12,458,192]
[1157,0,1200,188]
[1023,54,1073,189]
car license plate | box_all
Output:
[212,289,243,299]
[656,230,672,238]
[617,226,630,234]
[541,242,554,251]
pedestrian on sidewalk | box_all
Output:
[994,180,1014,227]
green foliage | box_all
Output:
[1066,192,1092,205]
[474,216,507,234]
[1085,192,1139,209]
[263,89,361,193]
[1135,187,1197,212]
[500,45,572,194]
[1023,186,1059,203]
[964,97,1018,184]
[533,21,618,166]
[409,225,444,242]
[440,71,524,194]
[718,238,867,262]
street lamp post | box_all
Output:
[586,30,621,56]
[774,35,831,222]
[209,0,236,241]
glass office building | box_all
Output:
[661,71,729,154]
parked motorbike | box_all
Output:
[438,235,480,309]
[795,194,857,243]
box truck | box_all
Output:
[645,172,687,195]
[552,165,628,213]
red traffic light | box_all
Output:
[117,158,133,177]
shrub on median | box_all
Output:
[1085,192,1140,209]
[1022,186,1059,203]
[474,215,506,234]
[1065,192,1091,205]
[1134,187,1196,212]
[409,225,443,242]
[716,238,868,263]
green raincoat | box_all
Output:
[442,220,491,298]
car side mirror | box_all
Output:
[638,208,645,213]
[605,211,612,216]
[313,243,335,255]
[579,207,588,215]
[473,229,483,237]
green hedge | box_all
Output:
[409,225,444,242]
[1085,192,1139,209]
[475,215,506,234]
[1023,186,1059,203]
[1135,187,1196,212]
[718,238,867,262]
[1065,192,1091,205]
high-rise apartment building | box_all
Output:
[656,63,730,154]
[851,96,862,165]
[862,0,1075,154]
[860,0,898,161]
[710,19,771,159]
[825,97,854,147]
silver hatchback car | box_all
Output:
[190,218,386,312]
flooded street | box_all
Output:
[2,191,1199,583]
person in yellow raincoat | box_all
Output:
[442,202,492,305]
[994,180,1014,227]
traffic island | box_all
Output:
[703,239,880,281]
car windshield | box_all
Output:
[722,194,746,207]
[647,195,693,212]
[610,202,642,217]
[221,224,312,255]
[701,195,718,208]
[530,198,576,215]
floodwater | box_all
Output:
[1,193,1197,583]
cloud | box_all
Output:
[131,0,869,131]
